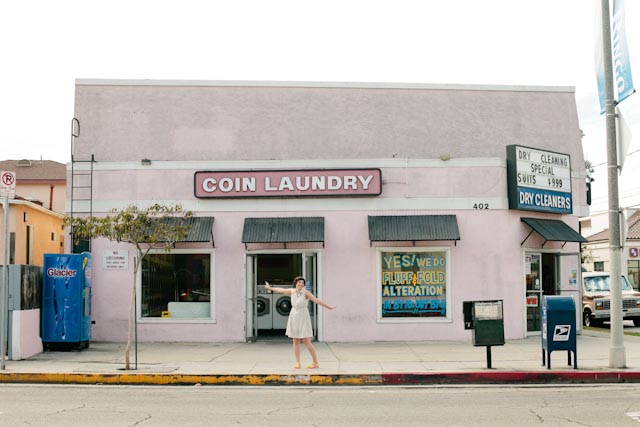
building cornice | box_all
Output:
[75,79,575,94]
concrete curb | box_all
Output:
[382,371,640,385]
[2,371,640,386]
[0,373,383,386]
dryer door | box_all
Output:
[275,295,292,316]
[256,294,273,329]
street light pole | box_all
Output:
[601,0,625,368]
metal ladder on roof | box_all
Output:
[69,117,95,253]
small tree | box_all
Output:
[65,203,193,370]
[581,242,594,266]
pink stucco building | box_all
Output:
[69,80,587,343]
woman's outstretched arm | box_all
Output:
[264,282,293,295]
[305,291,335,309]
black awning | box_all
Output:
[521,217,586,247]
[368,215,460,244]
[181,217,215,242]
[242,217,325,244]
[149,216,214,244]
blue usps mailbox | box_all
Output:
[541,295,577,369]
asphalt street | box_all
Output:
[1,384,640,426]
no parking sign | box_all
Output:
[1,171,16,199]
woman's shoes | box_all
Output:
[294,362,319,369]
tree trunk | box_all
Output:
[124,255,141,370]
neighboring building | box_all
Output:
[71,80,588,343]
[0,159,66,266]
[583,209,640,290]
[0,199,65,266]
[0,159,67,214]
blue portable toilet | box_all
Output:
[541,295,577,369]
[42,253,92,350]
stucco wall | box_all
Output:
[16,183,66,213]
[73,81,584,165]
[83,163,581,343]
[72,80,586,343]
[0,201,64,266]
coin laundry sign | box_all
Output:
[506,145,572,214]
[194,169,382,198]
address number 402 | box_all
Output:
[473,203,489,210]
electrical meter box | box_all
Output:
[471,300,505,347]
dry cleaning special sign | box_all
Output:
[506,145,572,214]
[194,169,381,198]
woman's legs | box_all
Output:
[302,338,318,365]
[292,338,301,366]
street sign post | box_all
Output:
[1,170,16,370]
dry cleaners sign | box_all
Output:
[506,145,572,214]
[194,169,381,198]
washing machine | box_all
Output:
[272,284,293,329]
[256,285,272,329]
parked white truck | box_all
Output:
[582,272,640,327]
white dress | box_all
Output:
[286,291,313,339]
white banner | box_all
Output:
[616,107,632,172]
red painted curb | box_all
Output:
[382,371,640,385]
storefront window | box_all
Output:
[628,260,640,291]
[141,252,211,319]
[379,250,448,319]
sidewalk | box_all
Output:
[2,329,640,386]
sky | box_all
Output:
[1,0,639,214]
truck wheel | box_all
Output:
[634,318,640,327]
[583,309,592,327]
[584,309,602,327]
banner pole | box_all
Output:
[601,0,625,368]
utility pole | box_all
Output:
[601,0,625,368]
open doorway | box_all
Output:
[525,252,557,334]
[247,252,317,341]
[541,253,558,296]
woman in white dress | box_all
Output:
[265,276,335,369]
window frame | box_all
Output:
[137,248,216,324]
[376,246,452,324]
[627,259,640,291]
